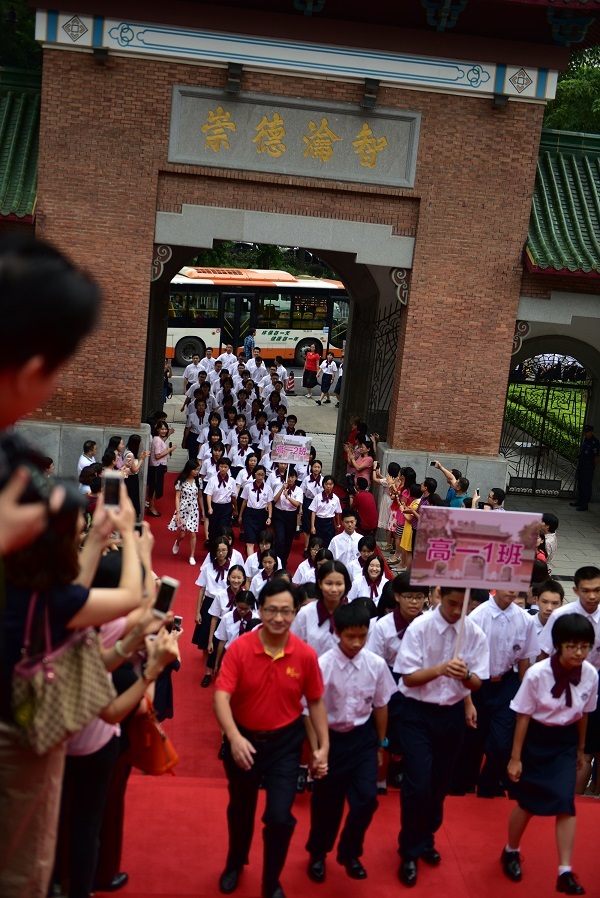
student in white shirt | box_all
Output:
[77,439,97,476]
[315,353,337,406]
[217,344,238,374]
[229,431,254,476]
[305,601,396,883]
[348,554,390,606]
[207,564,248,660]
[532,580,564,637]
[245,530,281,583]
[292,560,351,657]
[301,460,323,551]
[199,347,215,373]
[469,590,539,798]
[329,508,362,569]
[183,354,202,393]
[347,535,377,582]
[214,591,258,673]
[272,468,303,569]
[204,458,238,541]
[394,587,489,887]
[310,476,342,547]
[293,536,325,586]
[501,615,597,896]
[249,549,280,599]
[239,466,273,558]
[194,537,236,687]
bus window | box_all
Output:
[178,289,220,326]
[330,298,350,348]
[257,292,292,329]
[292,294,328,330]
[169,293,185,318]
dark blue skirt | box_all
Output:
[191,594,214,650]
[508,719,578,816]
[243,505,268,543]
[209,500,233,539]
[315,516,335,547]
[301,496,313,534]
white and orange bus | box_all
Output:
[166,267,349,367]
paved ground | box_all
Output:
[165,374,598,582]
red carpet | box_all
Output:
[115,475,599,897]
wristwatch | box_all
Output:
[378,737,389,748]
[463,670,472,681]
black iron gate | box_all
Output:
[500,366,591,497]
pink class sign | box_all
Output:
[411,507,542,591]
[270,434,312,465]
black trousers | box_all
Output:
[223,718,305,896]
[185,430,200,461]
[54,735,120,898]
[306,718,378,861]
[273,507,297,568]
[472,671,519,797]
[397,695,464,859]
[209,500,233,541]
[577,463,594,508]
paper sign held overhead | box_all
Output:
[270,434,312,465]
[411,507,542,592]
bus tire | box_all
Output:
[295,338,322,367]
[175,337,206,367]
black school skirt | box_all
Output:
[508,719,578,816]
[243,506,268,544]
[191,594,215,650]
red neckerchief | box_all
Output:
[307,556,316,569]
[316,597,347,632]
[226,586,238,610]
[309,474,321,485]
[261,569,274,582]
[322,490,333,503]
[237,444,248,454]
[233,608,253,635]
[198,414,205,426]
[550,652,582,707]
[214,558,230,581]
[210,457,218,467]
[367,575,383,601]
[392,607,420,638]
[358,556,366,570]
[275,471,285,481]
[218,473,229,487]
[286,427,295,435]
[252,482,264,496]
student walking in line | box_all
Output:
[310,476,342,548]
[315,352,337,405]
[501,614,598,896]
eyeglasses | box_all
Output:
[400,595,425,603]
[561,643,593,654]
[262,607,295,619]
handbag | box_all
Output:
[11,592,117,755]
[124,696,179,775]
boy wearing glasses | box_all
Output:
[214,580,329,898]
[501,614,597,895]
[537,565,600,794]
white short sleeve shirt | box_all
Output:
[469,599,539,676]
[510,657,598,725]
[537,599,600,670]
[318,645,397,732]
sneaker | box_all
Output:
[172,541,180,555]
[189,556,197,565]
[316,400,322,405]
[323,399,331,404]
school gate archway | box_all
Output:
[30,2,566,483]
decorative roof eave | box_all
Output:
[525,245,600,279]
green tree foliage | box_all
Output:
[0,1,41,70]
[192,242,335,278]
[544,47,600,135]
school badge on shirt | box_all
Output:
[286,666,300,679]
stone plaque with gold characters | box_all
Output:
[169,87,420,188]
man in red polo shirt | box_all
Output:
[351,476,379,536]
[214,580,329,898]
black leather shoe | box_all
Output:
[556,872,585,895]
[500,849,522,882]
[219,868,241,894]
[94,873,129,892]
[421,848,441,866]
[263,886,286,898]
[201,674,212,688]
[338,856,367,879]
[307,857,326,883]
[398,858,417,887]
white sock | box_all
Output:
[505,844,519,854]
[558,866,572,875]
[377,779,386,788]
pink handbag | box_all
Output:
[11,592,116,755]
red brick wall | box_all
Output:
[35,49,543,454]
[520,270,600,299]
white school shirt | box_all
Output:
[196,560,237,598]
[199,355,215,373]
[209,588,241,620]
[469,599,539,676]
[245,552,281,580]
[366,612,415,669]
[249,362,268,381]
[235,400,253,418]
[329,531,362,568]
[274,484,303,512]
[302,475,323,501]
[200,458,221,483]
[183,361,202,385]
[309,493,343,519]
[77,454,96,477]
[538,599,600,670]
[199,424,228,446]
[394,606,490,706]
[348,574,389,606]
[215,609,257,649]
[230,445,254,468]
[291,601,340,657]
[249,423,269,444]
[293,559,317,586]
[235,468,252,493]
[185,410,205,436]
[217,351,238,374]
[268,470,288,492]
[249,571,280,599]
[347,559,363,581]
[241,481,274,510]
[319,359,337,378]
[199,547,245,574]
[276,364,288,384]
[533,613,546,637]
[319,645,396,732]
[204,473,238,504]
[510,658,598,726]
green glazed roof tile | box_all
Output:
[0,86,39,219]
[527,130,600,275]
